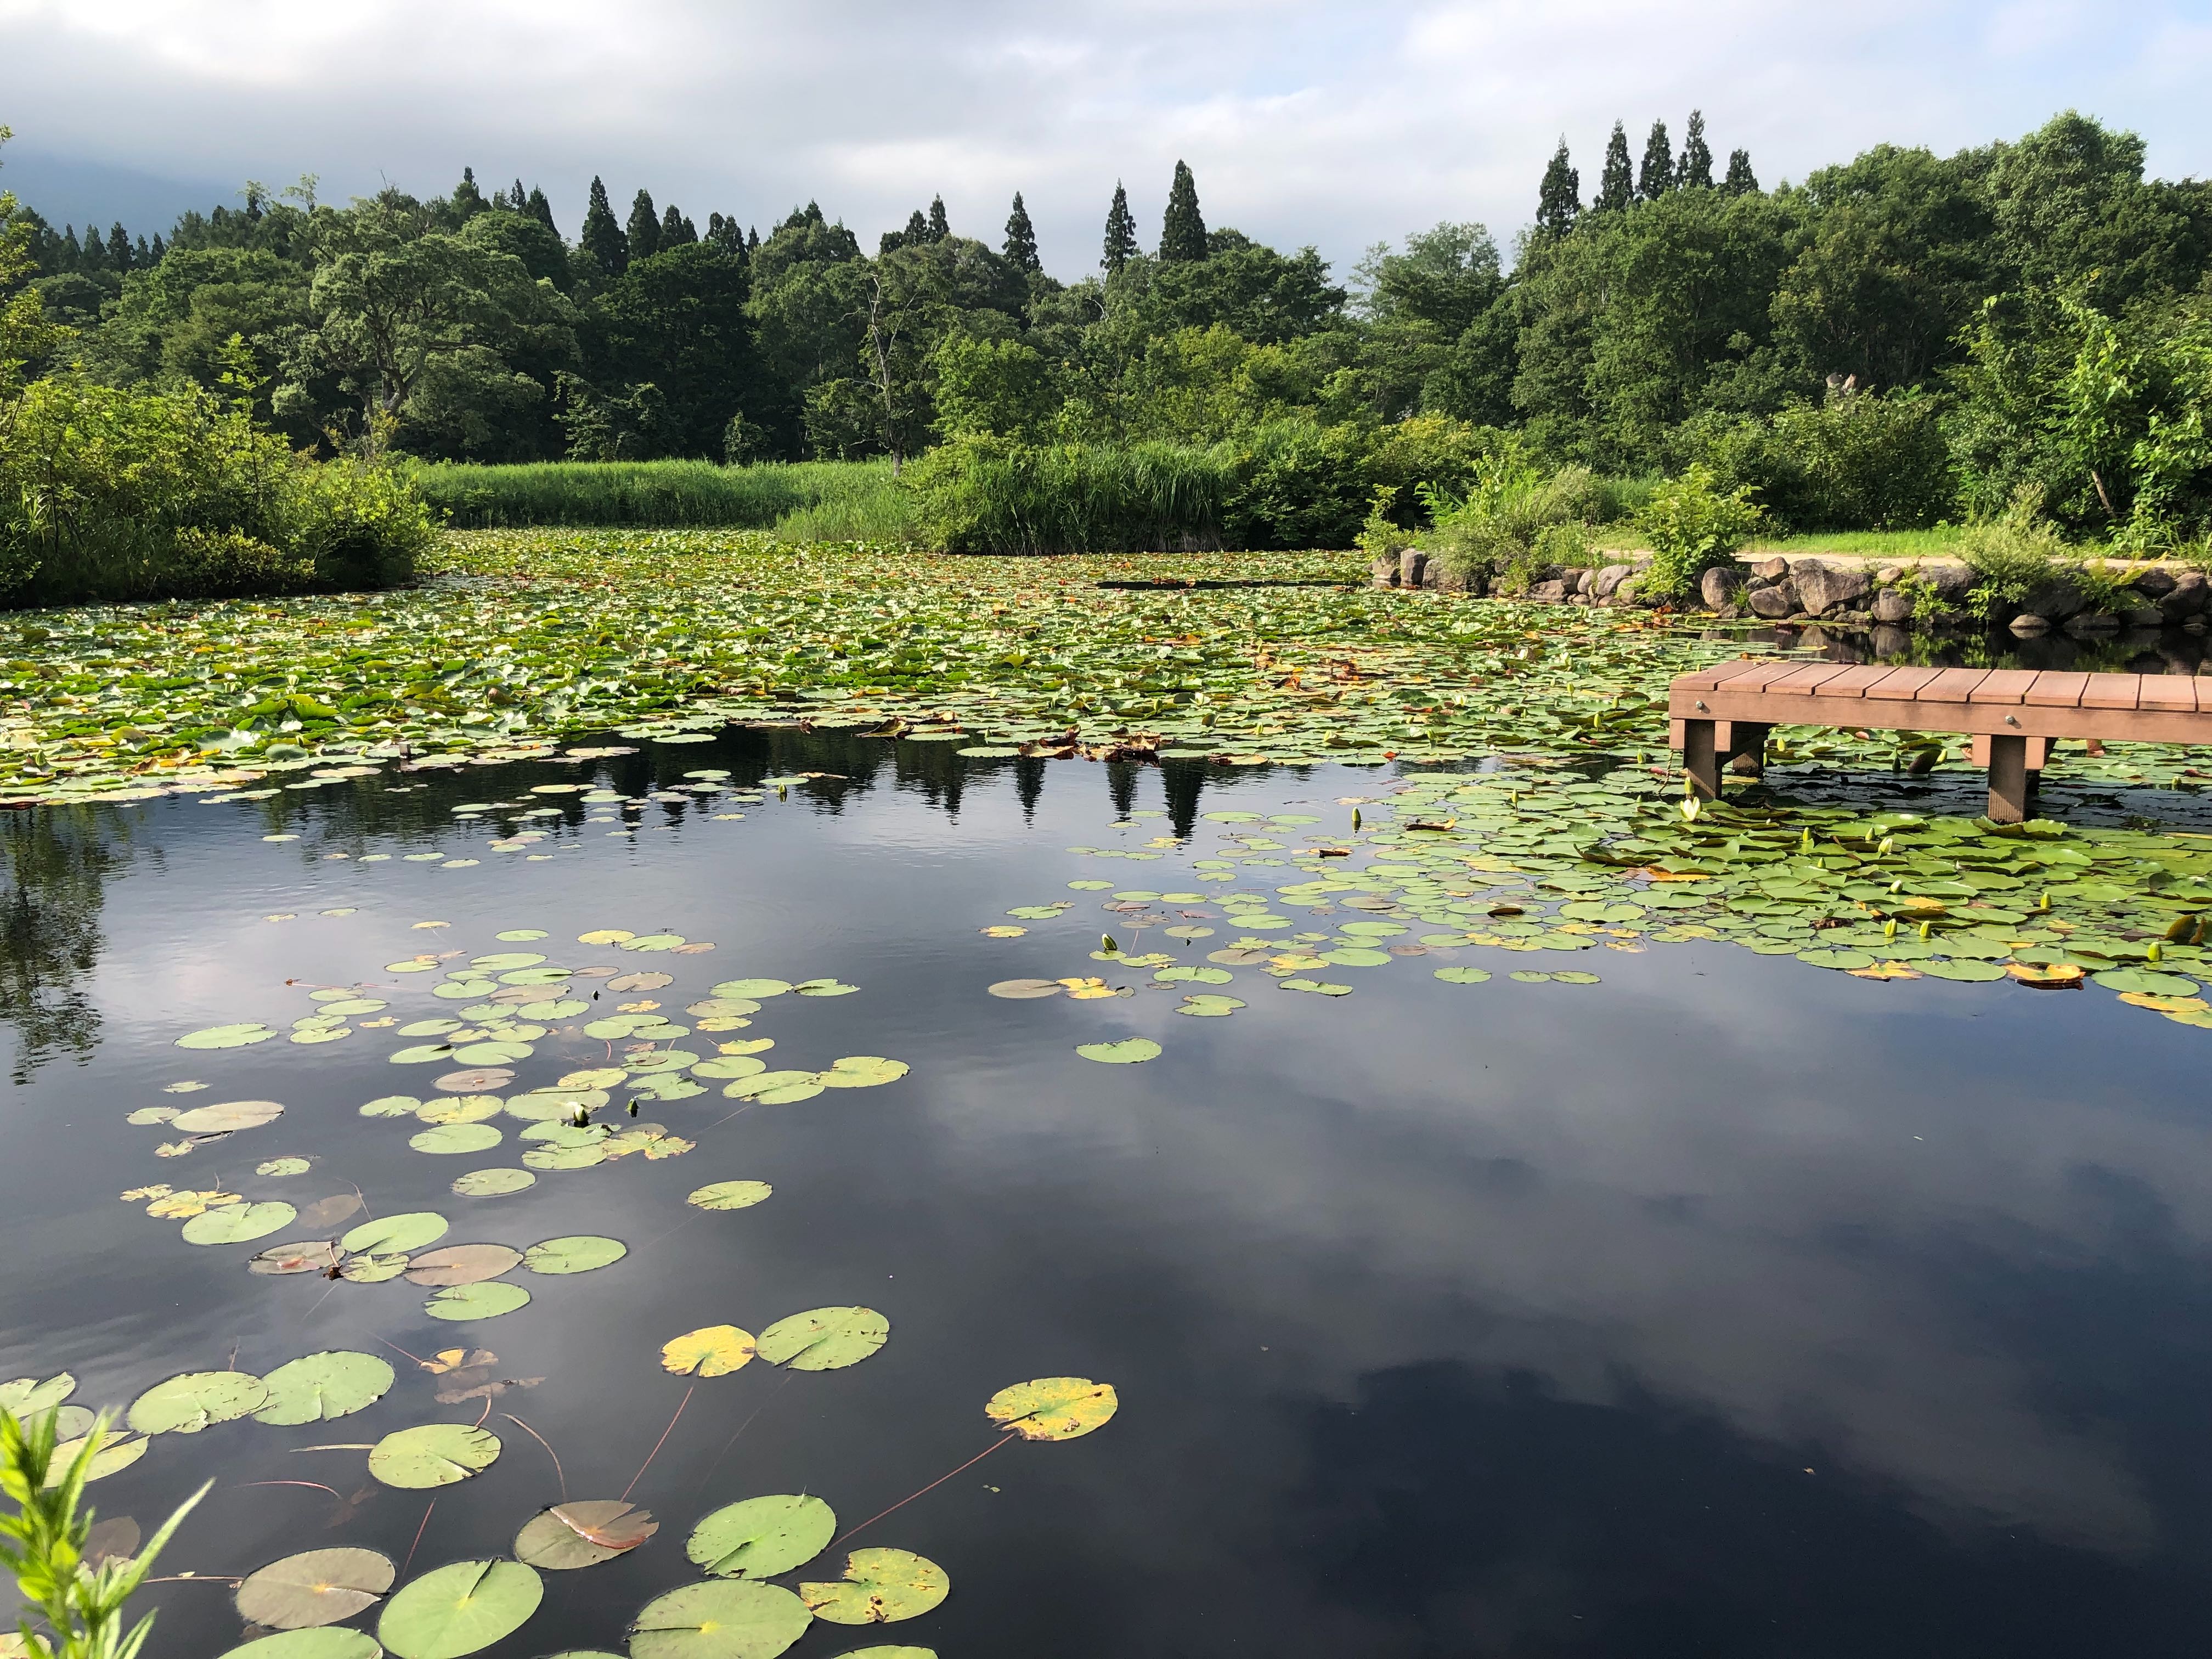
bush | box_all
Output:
[1679,384,1954,531]
[1217,419,1372,549]
[1957,484,2064,614]
[905,437,1227,554]
[1635,464,1762,600]
[0,374,431,605]
[1419,454,1602,590]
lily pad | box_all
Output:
[409,1124,505,1156]
[1434,967,1492,984]
[723,1071,823,1105]
[1920,958,2010,982]
[515,1500,658,1571]
[0,1375,74,1416]
[522,1236,627,1275]
[182,1201,297,1245]
[49,1432,147,1485]
[816,1057,909,1090]
[755,1307,889,1372]
[661,1325,758,1378]
[799,1549,950,1626]
[687,1494,836,1579]
[711,979,793,999]
[367,1424,502,1489]
[628,1580,812,1659]
[128,1370,270,1434]
[250,1240,345,1276]
[688,1181,773,1211]
[452,1169,535,1198]
[343,1214,450,1255]
[425,1282,532,1322]
[984,1376,1120,1441]
[235,1548,397,1629]
[376,1559,543,1659]
[986,979,1062,1000]
[255,1352,397,1424]
[172,1098,285,1133]
[405,1245,525,1287]
[176,1023,278,1050]
[1074,1039,1160,1064]
[214,1631,382,1659]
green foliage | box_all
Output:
[1956,485,2064,613]
[1417,452,1602,589]
[1634,463,1762,598]
[0,1406,207,1659]
[0,370,430,605]
[1159,162,1207,263]
[905,436,1224,554]
[1678,382,1954,529]
[406,459,890,528]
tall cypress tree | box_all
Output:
[106,223,130,270]
[1595,121,1634,213]
[661,203,697,246]
[76,225,103,272]
[581,177,627,274]
[627,190,661,261]
[1677,110,1714,189]
[453,166,488,217]
[927,195,950,242]
[1102,182,1137,273]
[1002,191,1041,273]
[510,178,528,211]
[1534,139,1579,240]
[1637,120,1675,201]
[1159,160,1206,262]
[747,226,760,253]
[526,187,558,236]
[1722,149,1759,196]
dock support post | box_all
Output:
[1683,719,1720,799]
[1987,733,2029,823]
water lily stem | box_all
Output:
[503,1414,566,1502]
[622,1385,693,1500]
[403,1499,436,1576]
[830,1434,1012,1549]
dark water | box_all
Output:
[10,735,2212,1659]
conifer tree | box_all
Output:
[453,166,487,217]
[1534,139,1579,240]
[149,233,166,261]
[581,177,628,274]
[75,225,101,272]
[106,223,129,269]
[927,195,950,242]
[1595,122,1634,212]
[1677,110,1714,189]
[627,189,661,260]
[1722,149,1758,196]
[1159,160,1206,262]
[510,178,528,210]
[1637,120,1675,201]
[1002,191,1041,273]
[527,187,558,236]
[1102,182,1138,273]
[60,227,81,270]
[747,226,759,252]
[661,203,693,245]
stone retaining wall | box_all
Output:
[1370,549,2212,639]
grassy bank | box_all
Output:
[407,458,906,533]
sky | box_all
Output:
[2,0,2210,281]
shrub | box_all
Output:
[1216,419,1371,549]
[1679,384,1954,531]
[1635,464,1762,600]
[1419,454,1602,589]
[0,373,431,605]
[1957,484,2064,616]
[904,437,1226,554]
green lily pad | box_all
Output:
[1075,1039,1160,1064]
[376,1559,543,1659]
[215,1631,383,1659]
[2091,968,2202,996]
[687,1181,773,1211]
[1797,949,1876,970]
[723,1071,824,1104]
[1434,967,1492,984]
[176,1023,278,1050]
[711,979,793,999]
[254,1352,397,1424]
[799,1549,950,1626]
[522,1236,627,1275]
[182,1201,297,1245]
[1921,958,2011,981]
[367,1424,503,1488]
[0,1374,74,1416]
[342,1213,449,1255]
[816,1057,910,1090]
[451,1168,535,1197]
[628,1581,812,1659]
[755,1307,889,1372]
[424,1282,532,1321]
[687,1494,837,1579]
[409,1124,504,1155]
[128,1369,269,1434]
[1279,979,1352,996]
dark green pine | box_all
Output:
[1678,110,1714,189]
[627,189,661,261]
[580,177,628,274]
[1595,122,1634,213]
[1638,120,1675,201]
[1002,191,1041,273]
[1159,160,1206,262]
[1534,139,1579,240]
[1102,182,1138,273]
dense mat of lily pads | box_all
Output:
[12,528,2212,1026]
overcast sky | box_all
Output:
[3,0,2209,280]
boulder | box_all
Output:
[1528,579,1570,603]
[2131,567,2178,599]
[1590,563,1635,601]
[1750,556,1790,582]
[1788,558,1871,616]
[2018,579,2084,621]
[2065,611,2119,636]
[1699,565,1743,610]
[2123,606,2166,630]
[2010,613,2052,635]
[1871,588,1914,624]
[1875,565,1905,586]
[1369,554,1400,589]
[1398,549,1428,589]
[2161,569,2209,619]
[1922,562,1975,601]
[1425,560,1470,592]
[1746,584,1797,619]
[1566,568,1592,595]
[1870,624,1912,657]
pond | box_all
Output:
[10,726,2212,1659]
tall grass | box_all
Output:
[907,439,1227,554]
[407,459,897,530]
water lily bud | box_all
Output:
[1351,808,1362,831]
[1884,918,1898,939]
[2149,941,2164,963]
[1917,921,1931,940]
[1101,934,1118,954]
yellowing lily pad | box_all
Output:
[661,1325,757,1378]
[984,1376,1119,1442]
[800,1549,949,1626]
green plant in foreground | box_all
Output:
[1635,463,1760,600]
[0,1409,205,1659]
[1957,484,2064,617]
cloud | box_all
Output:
[1,0,2206,278]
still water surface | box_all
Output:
[7,733,2212,1658]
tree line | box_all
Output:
[12,108,2212,539]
